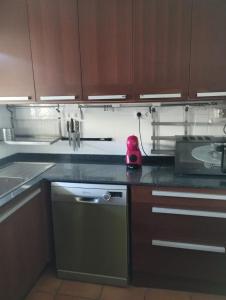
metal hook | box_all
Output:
[6,105,14,129]
[56,104,60,114]
[78,105,84,120]
[55,104,62,138]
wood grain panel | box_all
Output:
[131,185,226,290]
[132,203,226,245]
[132,185,226,211]
[189,0,226,100]
[132,244,226,284]
[0,0,35,100]
[78,0,133,100]
[0,183,51,300]
[27,0,82,101]
[133,0,192,100]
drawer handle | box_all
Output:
[152,240,225,253]
[139,93,181,99]
[152,207,226,219]
[40,96,77,101]
[152,190,226,201]
[0,96,32,101]
[0,188,41,223]
[88,95,127,100]
[197,92,226,98]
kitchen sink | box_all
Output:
[0,162,54,200]
[0,162,54,179]
[0,177,25,197]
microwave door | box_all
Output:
[191,144,222,169]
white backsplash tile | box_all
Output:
[0,104,225,159]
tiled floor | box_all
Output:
[25,268,226,300]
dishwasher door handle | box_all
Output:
[74,196,101,204]
[74,192,111,204]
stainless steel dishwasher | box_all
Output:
[51,182,128,286]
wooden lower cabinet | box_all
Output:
[131,185,226,293]
[0,181,51,300]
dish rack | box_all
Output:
[1,105,61,145]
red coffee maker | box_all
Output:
[126,135,142,169]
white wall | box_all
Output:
[0,104,225,159]
[9,105,153,155]
[0,106,18,159]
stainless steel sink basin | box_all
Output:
[0,162,54,179]
[0,162,54,200]
[0,177,25,197]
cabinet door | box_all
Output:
[0,184,50,300]
[0,0,35,102]
[27,0,82,102]
[189,0,226,100]
[78,0,133,101]
[133,0,192,101]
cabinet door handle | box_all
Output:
[197,92,226,98]
[152,207,226,219]
[40,96,77,101]
[152,190,226,201]
[88,95,127,100]
[0,188,41,223]
[0,96,32,101]
[152,240,225,253]
[139,93,181,99]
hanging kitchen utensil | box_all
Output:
[66,120,71,146]
[76,120,80,148]
[70,118,76,151]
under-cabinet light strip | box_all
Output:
[0,96,31,101]
[40,96,76,101]
[140,93,181,99]
[197,92,226,97]
[88,95,127,100]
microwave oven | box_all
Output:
[175,136,226,175]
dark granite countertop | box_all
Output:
[1,153,226,208]
[43,163,226,190]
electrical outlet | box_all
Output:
[134,110,150,119]
[136,112,142,118]
[133,111,142,119]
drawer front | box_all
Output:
[133,201,226,245]
[132,242,226,284]
[132,186,226,210]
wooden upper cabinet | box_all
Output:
[133,0,192,101]
[78,0,133,101]
[27,0,82,102]
[189,0,226,100]
[0,0,35,102]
